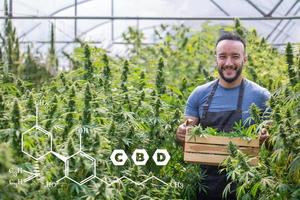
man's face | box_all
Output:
[216,40,247,83]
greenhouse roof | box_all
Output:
[0,0,300,56]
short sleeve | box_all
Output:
[184,88,200,118]
[261,89,271,110]
[260,89,272,120]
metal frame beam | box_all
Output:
[272,42,300,46]
[2,1,299,50]
[75,0,78,39]
[1,16,300,20]
[267,0,299,40]
[267,0,284,17]
[49,0,93,16]
[7,40,298,48]
[59,20,110,51]
[15,0,94,41]
[8,0,13,17]
[272,6,300,43]
[111,0,114,41]
[245,0,267,16]
[210,0,230,16]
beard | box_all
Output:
[218,65,243,83]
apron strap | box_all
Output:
[202,79,219,119]
[237,79,244,112]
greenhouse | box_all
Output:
[0,0,299,199]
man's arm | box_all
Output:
[176,116,199,146]
[177,85,202,146]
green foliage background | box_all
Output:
[0,16,299,200]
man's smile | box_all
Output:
[221,66,238,75]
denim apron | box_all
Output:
[197,79,245,200]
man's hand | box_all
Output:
[259,127,269,146]
[176,117,198,146]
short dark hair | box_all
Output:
[216,32,246,50]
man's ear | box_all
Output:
[243,53,248,63]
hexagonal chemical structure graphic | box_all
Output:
[152,149,170,166]
[110,149,128,166]
[51,127,81,158]
[66,151,96,185]
[39,153,66,183]
[22,125,52,160]
[131,149,149,166]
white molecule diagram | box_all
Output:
[16,104,174,188]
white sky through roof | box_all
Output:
[0,0,299,61]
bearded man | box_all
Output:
[176,32,270,200]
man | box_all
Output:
[176,32,270,200]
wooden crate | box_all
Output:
[184,133,259,166]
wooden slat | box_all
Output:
[184,152,227,166]
[184,152,259,166]
[185,135,259,147]
[185,143,259,156]
[185,143,229,155]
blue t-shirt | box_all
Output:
[184,79,270,124]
